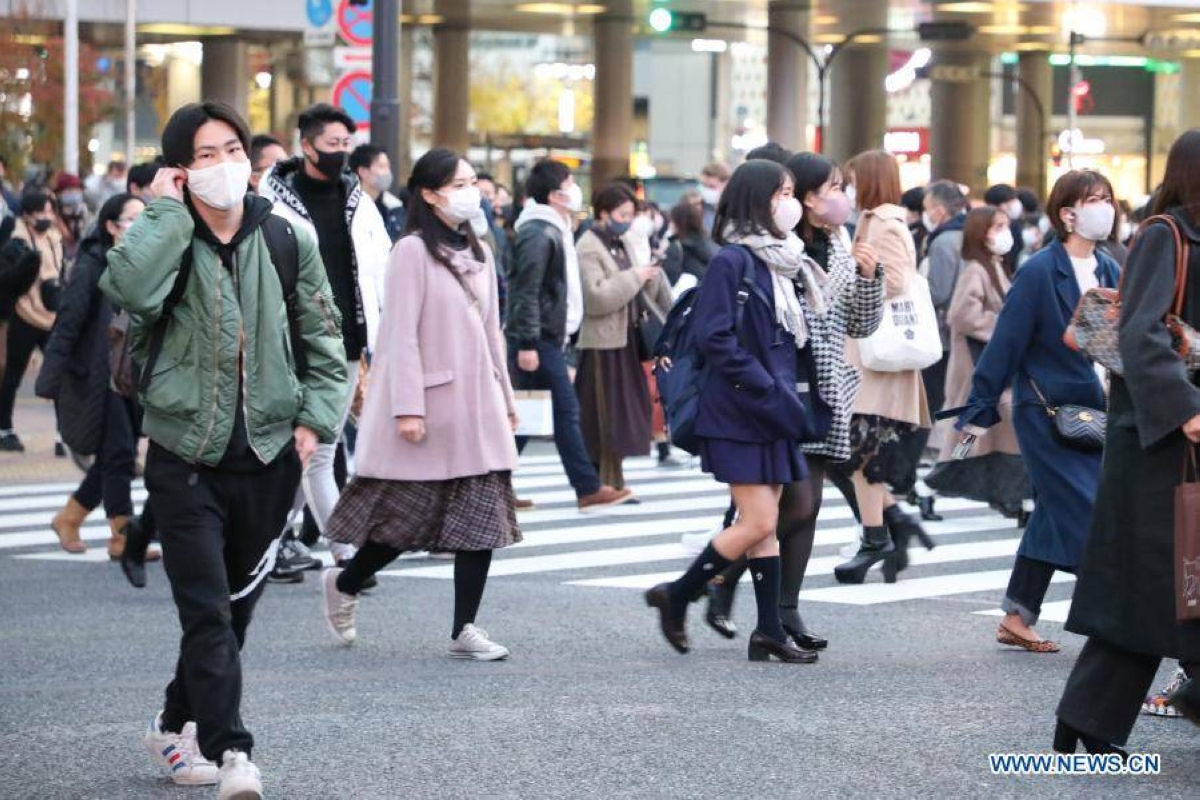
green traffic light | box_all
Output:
[649,7,673,33]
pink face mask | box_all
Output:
[815,190,853,228]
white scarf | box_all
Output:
[724,229,829,349]
[516,200,583,335]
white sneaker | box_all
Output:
[144,712,219,786]
[448,624,510,661]
[320,568,358,645]
[217,750,263,800]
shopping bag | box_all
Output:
[1176,445,1200,621]
[513,390,554,437]
[857,272,942,372]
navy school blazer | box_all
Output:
[691,245,813,444]
[957,239,1120,428]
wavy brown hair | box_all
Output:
[961,205,1010,298]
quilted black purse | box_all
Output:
[1028,377,1106,452]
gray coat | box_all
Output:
[1066,208,1200,660]
[576,228,672,351]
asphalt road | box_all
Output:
[0,446,1195,799]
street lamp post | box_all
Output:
[371,0,403,190]
[125,0,136,167]
[64,0,79,174]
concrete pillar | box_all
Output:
[1016,51,1052,195]
[826,45,887,163]
[432,4,470,154]
[1183,58,1200,131]
[201,38,249,118]
[592,0,634,188]
[929,48,992,194]
[766,1,809,152]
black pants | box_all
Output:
[73,391,137,518]
[1057,637,1196,746]
[0,316,49,430]
[921,354,949,420]
[1002,555,1059,626]
[146,442,301,762]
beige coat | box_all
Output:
[847,203,931,427]
[934,258,1020,460]
[575,229,673,351]
[11,218,63,331]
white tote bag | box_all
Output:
[513,390,555,437]
[858,272,943,372]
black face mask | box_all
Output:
[309,148,348,181]
[32,218,53,234]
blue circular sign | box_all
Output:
[333,70,373,130]
[306,0,333,28]
[337,0,373,46]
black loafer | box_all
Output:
[645,583,689,653]
[704,582,737,639]
[747,631,818,663]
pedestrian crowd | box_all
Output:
[0,100,1196,798]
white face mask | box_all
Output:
[1021,226,1040,249]
[1005,199,1023,221]
[559,183,584,212]
[988,227,1015,256]
[630,215,656,238]
[699,185,721,206]
[469,212,491,237]
[439,185,482,224]
[1119,221,1136,243]
[845,184,857,209]
[1070,202,1115,242]
[773,196,803,233]
[370,170,393,193]
[922,210,940,233]
[186,160,251,211]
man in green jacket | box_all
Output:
[100,101,347,800]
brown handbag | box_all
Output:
[1177,445,1200,621]
[1064,215,1200,376]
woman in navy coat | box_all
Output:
[955,170,1120,652]
[645,159,822,664]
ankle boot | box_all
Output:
[51,497,90,554]
[779,606,827,650]
[833,526,897,585]
[704,579,737,639]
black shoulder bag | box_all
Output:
[1027,376,1106,452]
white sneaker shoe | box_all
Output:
[217,750,263,800]
[448,623,510,661]
[144,712,219,786]
[321,568,358,645]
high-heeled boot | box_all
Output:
[833,526,897,584]
[779,605,827,650]
[884,504,935,572]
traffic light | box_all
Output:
[648,8,707,34]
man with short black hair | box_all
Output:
[349,143,404,241]
[260,103,390,577]
[249,134,288,193]
[100,100,347,798]
[127,160,163,203]
[508,159,633,510]
[984,182,1025,272]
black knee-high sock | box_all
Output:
[336,541,402,595]
[453,550,493,638]
[668,543,733,614]
[749,556,786,642]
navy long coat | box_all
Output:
[691,245,811,445]
[958,240,1119,569]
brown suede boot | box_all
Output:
[51,497,90,554]
[107,516,129,561]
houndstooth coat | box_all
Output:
[799,228,885,462]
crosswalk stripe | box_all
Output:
[796,570,1074,605]
[389,536,1026,581]
[975,600,1072,623]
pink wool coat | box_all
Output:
[355,234,518,481]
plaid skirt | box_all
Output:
[326,471,522,552]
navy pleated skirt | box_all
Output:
[697,436,808,486]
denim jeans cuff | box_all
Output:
[1001,596,1039,626]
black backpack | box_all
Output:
[139,215,305,394]
[0,236,40,320]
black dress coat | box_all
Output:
[1066,208,1200,661]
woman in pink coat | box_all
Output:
[320,148,521,661]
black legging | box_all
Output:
[0,316,50,430]
[337,543,494,637]
[713,456,860,605]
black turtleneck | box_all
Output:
[294,168,362,361]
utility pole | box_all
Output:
[125,0,137,166]
[64,0,79,174]
[370,0,403,189]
